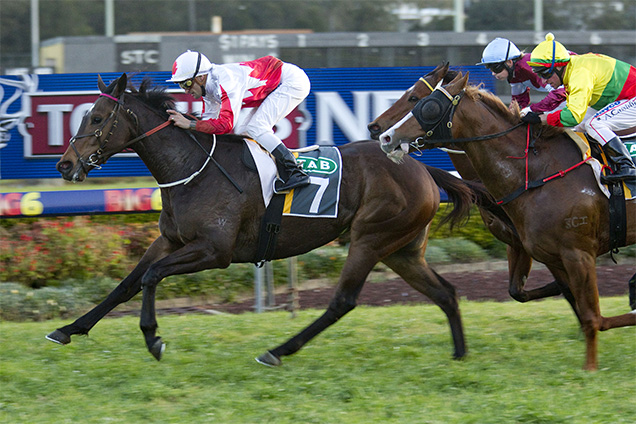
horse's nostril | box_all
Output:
[56,161,71,172]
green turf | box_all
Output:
[1,297,634,423]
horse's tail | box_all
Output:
[462,180,519,238]
[423,164,475,230]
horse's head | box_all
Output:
[56,73,133,182]
[379,72,469,162]
[368,62,457,140]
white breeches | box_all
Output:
[585,97,636,145]
[234,63,311,152]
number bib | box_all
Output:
[283,147,342,218]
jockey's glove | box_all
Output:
[521,112,541,124]
[519,106,532,117]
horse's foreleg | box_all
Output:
[138,242,228,360]
[481,210,566,303]
[46,236,173,345]
[256,252,375,367]
[561,252,602,371]
[506,246,583,321]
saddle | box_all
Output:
[242,140,343,266]
[567,130,635,251]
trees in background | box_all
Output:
[1,0,634,68]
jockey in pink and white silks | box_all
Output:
[166,51,311,192]
[528,33,636,183]
[477,37,568,116]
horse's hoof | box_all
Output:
[149,338,165,361]
[255,351,282,367]
[45,329,71,345]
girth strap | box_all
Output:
[608,182,627,252]
[255,193,285,267]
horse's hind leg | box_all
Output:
[46,236,174,345]
[256,249,377,367]
[382,249,466,359]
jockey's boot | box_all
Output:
[601,137,636,184]
[272,144,310,193]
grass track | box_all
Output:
[1,297,634,423]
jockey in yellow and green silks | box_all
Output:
[528,33,636,183]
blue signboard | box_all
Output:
[0,66,494,181]
[0,187,162,218]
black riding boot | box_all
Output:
[271,144,310,193]
[601,137,636,184]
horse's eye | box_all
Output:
[91,116,102,125]
[408,96,420,103]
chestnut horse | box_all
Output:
[380,72,636,370]
[47,73,478,366]
[368,62,571,307]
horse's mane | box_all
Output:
[464,84,564,138]
[127,78,176,116]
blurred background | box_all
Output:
[1,0,635,99]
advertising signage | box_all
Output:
[0,67,494,180]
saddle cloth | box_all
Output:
[244,139,343,218]
[565,130,635,200]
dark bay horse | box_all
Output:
[47,73,478,366]
[380,73,636,370]
[368,62,569,306]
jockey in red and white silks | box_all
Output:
[166,52,311,192]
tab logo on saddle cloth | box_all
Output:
[296,156,338,175]
[283,147,342,218]
[626,141,636,159]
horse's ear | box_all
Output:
[432,61,450,80]
[445,72,469,94]
[97,75,107,93]
[449,71,463,84]
[460,72,470,88]
[112,73,128,98]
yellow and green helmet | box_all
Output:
[528,33,570,72]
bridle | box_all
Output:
[407,87,525,156]
[407,86,594,207]
[68,92,142,172]
[69,89,243,192]
[68,92,178,174]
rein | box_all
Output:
[496,125,594,205]
[76,92,243,192]
[408,88,525,154]
[409,87,594,205]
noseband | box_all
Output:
[68,92,139,172]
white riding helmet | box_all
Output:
[476,38,522,65]
[166,50,213,83]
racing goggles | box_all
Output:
[532,66,555,79]
[485,62,506,74]
[178,79,194,90]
